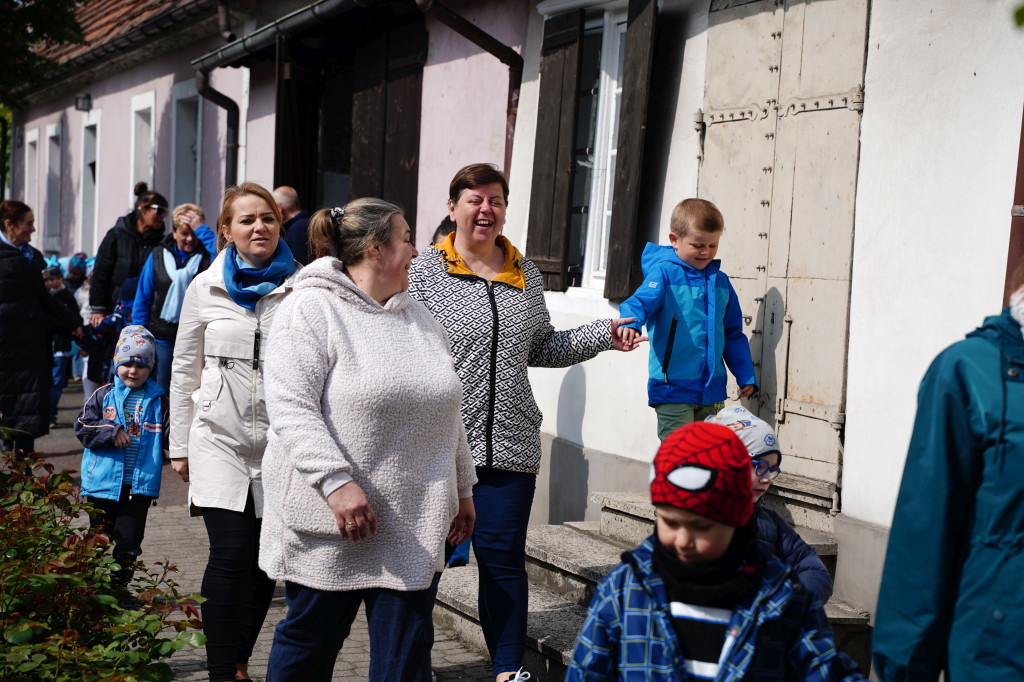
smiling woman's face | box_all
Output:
[221,194,281,268]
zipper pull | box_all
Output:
[253,327,261,370]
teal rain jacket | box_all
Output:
[873,308,1024,681]
[619,243,757,406]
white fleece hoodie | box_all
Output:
[259,258,476,591]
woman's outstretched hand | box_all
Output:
[328,481,379,542]
[610,317,648,351]
[448,496,476,546]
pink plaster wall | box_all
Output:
[416,0,530,248]
[13,33,249,257]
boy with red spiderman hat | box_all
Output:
[567,422,862,681]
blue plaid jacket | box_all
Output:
[566,536,863,681]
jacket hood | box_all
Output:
[967,308,1024,351]
[640,242,720,278]
[115,213,165,244]
[291,257,411,314]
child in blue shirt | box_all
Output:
[75,325,166,586]
[567,422,861,681]
[617,199,757,439]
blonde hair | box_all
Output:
[171,203,205,232]
[307,198,404,266]
[670,198,724,238]
[216,183,282,251]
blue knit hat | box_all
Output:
[113,325,156,370]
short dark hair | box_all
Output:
[448,163,509,205]
[432,216,455,245]
[0,199,32,232]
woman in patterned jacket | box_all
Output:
[408,163,643,682]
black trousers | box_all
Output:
[86,485,154,586]
[201,489,276,682]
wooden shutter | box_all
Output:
[526,10,584,292]
[351,20,427,236]
[603,0,657,300]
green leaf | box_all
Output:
[186,631,207,647]
[1016,4,1024,27]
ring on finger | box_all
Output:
[346,521,357,528]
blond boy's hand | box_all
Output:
[113,428,130,449]
[740,384,756,398]
[610,317,648,351]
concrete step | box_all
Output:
[433,562,585,681]
[525,524,627,607]
[591,491,838,573]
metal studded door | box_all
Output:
[697,0,868,488]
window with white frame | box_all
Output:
[25,128,39,213]
[45,123,62,253]
[130,91,155,199]
[171,80,202,208]
[567,10,626,289]
[81,109,100,256]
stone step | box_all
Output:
[525,524,627,607]
[433,562,585,681]
[591,491,838,569]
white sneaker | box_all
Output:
[503,668,531,681]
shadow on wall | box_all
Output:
[754,285,785,430]
[549,365,588,523]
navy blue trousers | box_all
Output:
[472,466,537,675]
[267,573,441,682]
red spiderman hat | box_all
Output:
[650,422,753,527]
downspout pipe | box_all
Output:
[415,0,523,174]
[217,0,236,42]
[196,70,239,187]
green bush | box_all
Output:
[0,436,206,681]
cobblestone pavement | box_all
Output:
[34,380,496,682]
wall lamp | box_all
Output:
[74,94,92,112]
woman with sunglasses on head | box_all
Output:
[89,182,168,327]
[706,405,833,603]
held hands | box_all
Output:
[328,481,379,542]
[611,317,648,351]
[89,312,105,327]
[448,496,476,547]
[171,457,189,482]
[113,427,130,449]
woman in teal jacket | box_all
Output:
[873,277,1024,681]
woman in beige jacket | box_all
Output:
[169,182,298,682]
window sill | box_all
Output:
[543,286,622,319]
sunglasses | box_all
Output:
[146,204,168,216]
[752,459,781,481]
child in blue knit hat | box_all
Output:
[75,325,167,586]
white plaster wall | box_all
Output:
[417,0,530,248]
[521,0,711,465]
[844,0,1024,527]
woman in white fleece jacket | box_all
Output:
[260,198,477,682]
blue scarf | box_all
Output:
[222,242,295,311]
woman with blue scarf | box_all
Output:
[132,203,213,395]
[169,182,298,682]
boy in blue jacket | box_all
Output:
[567,422,861,681]
[706,405,833,603]
[75,325,166,586]
[617,199,757,440]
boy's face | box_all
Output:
[117,361,150,389]
[750,452,780,501]
[43,273,63,292]
[669,229,721,270]
[655,505,735,563]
